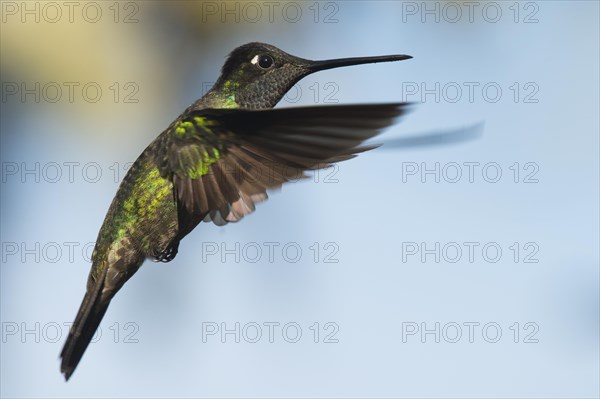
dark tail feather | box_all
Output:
[60,272,109,381]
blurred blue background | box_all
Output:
[1,1,598,397]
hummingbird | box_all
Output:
[60,42,412,380]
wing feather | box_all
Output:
[157,103,412,228]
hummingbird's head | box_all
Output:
[211,42,412,109]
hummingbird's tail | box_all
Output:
[60,267,110,381]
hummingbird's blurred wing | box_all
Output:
[157,103,411,226]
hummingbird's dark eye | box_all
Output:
[257,55,274,69]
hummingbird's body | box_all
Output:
[60,42,412,380]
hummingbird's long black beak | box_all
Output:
[307,54,412,72]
